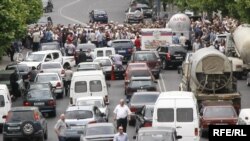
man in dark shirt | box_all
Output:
[78,49,87,64]
[10,70,19,97]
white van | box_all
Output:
[237,109,250,125]
[0,85,12,130]
[152,91,200,141]
[94,47,115,59]
[70,70,108,105]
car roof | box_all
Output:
[128,62,147,66]
[10,106,38,112]
[239,109,250,116]
[0,84,8,89]
[86,122,114,128]
[160,44,183,48]
[0,70,15,74]
[128,67,149,71]
[37,72,59,76]
[30,50,60,54]
[134,50,156,54]
[66,106,95,111]
[159,91,195,99]
[133,91,160,95]
[202,101,234,107]
[93,9,106,12]
[112,39,132,42]
[131,76,152,80]
[76,96,103,101]
[138,127,176,133]
[73,70,104,76]
[6,63,28,67]
[94,57,112,60]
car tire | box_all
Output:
[21,121,35,136]
[129,119,135,126]
[247,81,250,86]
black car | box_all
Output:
[5,63,30,78]
[126,77,157,100]
[110,39,134,63]
[157,44,187,69]
[29,83,55,96]
[89,10,108,23]
[23,89,56,117]
[128,92,159,126]
[2,107,48,141]
[135,104,154,133]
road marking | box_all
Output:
[160,73,167,92]
[157,79,162,92]
[58,0,86,25]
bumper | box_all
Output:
[3,130,43,138]
[39,106,56,113]
[166,60,183,67]
[93,18,108,23]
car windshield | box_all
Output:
[86,126,114,136]
[138,132,173,141]
[65,110,93,119]
[130,80,152,87]
[112,41,133,47]
[42,63,61,69]
[27,90,52,100]
[130,7,141,12]
[145,107,154,118]
[134,53,157,61]
[131,94,158,103]
[25,54,45,62]
[128,70,151,78]
[8,111,34,121]
[0,74,11,81]
[94,59,111,66]
[76,99,103,107]
[36,74,59,83]
[203,106,237,118]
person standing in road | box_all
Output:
[7,44,15,62]
[179,33,187,46]
[113,126,128,141]
[10,70,19,98]
[32,29,43,52]
[54,114,67,141]
[78,49,87,64]
[113,99,131,133]
[134,35,141,51]
[64,66,73,96]
[28,66,38,82]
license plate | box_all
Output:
[137,89,146,92]
[118,50,126,53]
[8,127,20,130]
[34,102,45,106]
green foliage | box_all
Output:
[0,0,43,60]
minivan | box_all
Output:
[70,70,108,105]
[152,91,200,141]
[0,84,12,132]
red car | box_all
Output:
[200,101,238,137]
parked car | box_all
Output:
[76,96,109,121]
[135,104,155,133]
[237,108,250,125]
[133,127,182,141]
[64,106,106,140]
[80,123,116,141]
[157,44,187,69]
[34,73,64,98]
[200,101,238,136]
[110,39,134,63]
[128,92,159,126]
[130,50,161,78]
[89,9,108,23]
[23,89,56,117]
[77,62,102,71]
[38,62,65,78]
[2,107,48,141]
[125,7,144,23]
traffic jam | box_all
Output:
[1,0,250,141]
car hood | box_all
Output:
[19,61,41,68]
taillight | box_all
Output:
[48,100,56,106]
[34,112,40,121]
[23,101,31,106]
[130,107,137,113]
[195,128,199,136]
[166,52,171,61]
[88,120,97,124]
[56,82,61,87]
[143,122,152,127]
[61,70,65,74]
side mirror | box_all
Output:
[176,135,182,139]
[2,115,7,119]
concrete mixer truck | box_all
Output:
[179,48,241,114]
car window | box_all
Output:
[157,108,174,122]
[86,126,115,136]
[106,50,112,56]
[131,94,158,103]
[203,106,237,118]
[134,53,157,61]
[90,80,102,92]
[42,63,61,69]
[97,51,104,57]
[36,74,59,82]
[94,10,106,15]
[128,70,151,78]
[138,132,173,141]
[112,41,133,47]
[52,52,59,59]
[76,99,103,107]
[75,81,87,93]
[169,47,186,54]
[160,47,166,52]
[28,90,52,100]
[0,95,5,107]
[8,111,34,121]
[130,80,152,87]
[65,110,93,119]
[46,54,52,59]
[177,108,193,122]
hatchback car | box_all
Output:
[77,62,102,71]
[157,44,187,69]
[34,73,64,98]
[89,9,108,23]
[130,50,161,78]
[80,123,116,141]
[64,106,106,140]
[133,127,182,141]
[23,89,56,117]
[38,62,65,78]
[2,107,48,141]
[128,92,159,126]
[200,101,238,136]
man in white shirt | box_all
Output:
[54,114,67,141]
[179,33,187,46]
[113,126,128,141]
[113,99,131,132]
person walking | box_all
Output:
[112,54,124,70]
[134,35,141,51]
[64,40,75,56]
[113,99,131,133]
[7,44,15,62]
[64,66,73,96]
[113,126,128,141]
[54,114,67,141]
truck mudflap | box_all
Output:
[197,93,241,114]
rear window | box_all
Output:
[90,80,102,92]
[169,47,186,54]
[112,41,133,47]
[128,70,151,78]
[75,81,87,93]
[8,111,34,121]
[65,110,93,119]
[42,63,61,69]
[204,106,237,118]
[134,53,157,61]
[0,95,5,107]
[130,80,152,87]
[157,108,174,122]
[28,90,52,100]
[177,108,193,122]
[76,99,103,107]
[36,74,59,82]
[131,94,158,103]
[94,59,111,66]
[106,50,112,56]
[96,51,104,57]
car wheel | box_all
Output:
[162,60,167,70]
[21,121,35,136]
[129,119,135,126]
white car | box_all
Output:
[93,57,113,79]
[34,73,64,98]
[38,62,65,78]
[76,96,109,121]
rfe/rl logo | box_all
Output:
[213,129,247,137]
